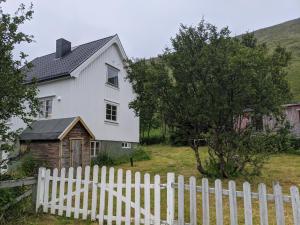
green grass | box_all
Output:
[252,17,300,101]
[17,144,300,225]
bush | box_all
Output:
[141,135,166,145]
[91,151,115,167]
[131,146,150,161]
[19,154,46,177]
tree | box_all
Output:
[125,58,171,142]
[163,20,291,178]
[0,1,39,171]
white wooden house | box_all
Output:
[9,35,139,166]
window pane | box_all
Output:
[39,100,45,117]
[107,66,119,87]
[45,99,52,118]
[106,114,111,120]
[112,115,116,121]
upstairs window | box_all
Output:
[107,65,119,87]
[106,103,117,122]
[39,97,53,118]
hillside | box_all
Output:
[252,18,300,101]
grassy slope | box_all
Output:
[252,17,300,101]
[22,145,300,225]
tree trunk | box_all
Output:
[192,146,209,176]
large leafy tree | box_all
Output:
[163,21,291,177]
[0,1,39,169]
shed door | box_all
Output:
[71,139,82,168]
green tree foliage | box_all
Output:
[163,20,292,177]
[0,1,39,169]
[125,58,171,142]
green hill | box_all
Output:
[252,18,300,101]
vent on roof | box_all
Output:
[56,38,71,58]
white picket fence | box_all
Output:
[36,165,300,225]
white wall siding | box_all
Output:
[11,43,139,143]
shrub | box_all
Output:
[91,151,115,167]
[19,154,46,177]
[141,135,166,145]
[131,146,150,161]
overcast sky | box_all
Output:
[2,0,300,60]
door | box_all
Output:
[70,139,82,168]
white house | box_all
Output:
[10,35,139,163]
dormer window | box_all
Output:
[106,64,119,88]
[39,97,53,118]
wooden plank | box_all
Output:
[290,186,300,225]
[107,167,115,225]
[99,166,107,225]
[167,173,175,225]
[91,165,99,221]
[178,175,184,225]
[43,169,51,213]
[116,169,123,225]
[82,166,90,220]
[50,168,58,214]
[135,172,141,225]
[274,184,285,225]
[58,168,66,216]
[0,177,36,189]
[66,167,74,217]
[258,183,268,225]
[228,180,238,225]
[36,167,46,212]
[144,173,151,225]
[202,178,210,225]
[125,170,132,225]
[215,179,223,225]
[189,176,197,225]
[243,182,253,225]
[154,174,161,225]
[74,166,82,219]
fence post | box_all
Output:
[35,167,46,212]
[167,173,175,225]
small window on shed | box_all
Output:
[106,65,119,87]
[90,141,101,157]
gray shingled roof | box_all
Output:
[19,117,76,140]
[23,35,115,83]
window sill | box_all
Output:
[104,120,119,126]
[105,83,120,90]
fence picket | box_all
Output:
[116,169,123,225]
[290,186,300,225]
[215,179,223,225]
[66,167,74,217]
[154,175,161,225]
[107,167,115,225]
[258,183,268,225]
[274,184,285,225]
[228,180,238,225]
[91,165,99,220]
[189,176,197,225]
[50,168,58,214]
[144,173,151,225]
[243,182,253,225]
[167,173,175,225]
[43,169,51,213]
[125,170,132,225]
[98,166,107,225]
[135,172,141,225]
[202,178,210,225]
[74,167,82,219]
[82,166,90,220]
[178,175,185,225]
[58,168,66,216]
[36,167,46,212]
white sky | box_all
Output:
[2,0,300,60]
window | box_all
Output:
[39,97,53,118]
[122,142,131,149]
[106,103,117,122]
[90,141,101,157]
[107,65,119,87]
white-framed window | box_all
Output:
[122,142,131,149]
[106,64,119,88]
[39,97,53,118]
[106,103,117,122]
[90,141,101,157]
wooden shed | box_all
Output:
[19,117,95,169]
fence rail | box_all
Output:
[36,166,300,225]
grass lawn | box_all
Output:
[16,145,300,225]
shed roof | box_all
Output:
[19,117,95,141]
